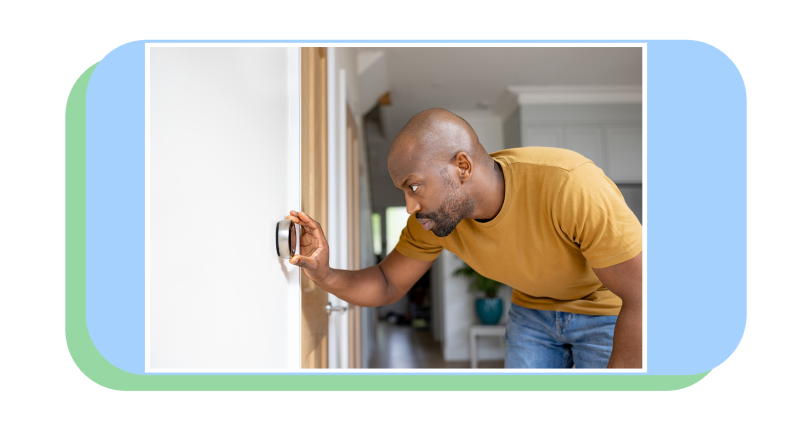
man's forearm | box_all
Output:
[607,301,642,368]
[592,252,642,369]
[315,266,396,308]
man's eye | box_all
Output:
[410,185,418,192]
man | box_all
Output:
[287,108,643,368]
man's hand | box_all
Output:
[283,211,434,309]
[285,210,330,284]
[592,251,643,369]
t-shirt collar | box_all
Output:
[472,156,512,229]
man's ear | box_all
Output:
[455,152,473,184]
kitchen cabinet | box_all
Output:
[522,126,563,148]
[515,104,642,184]
[605,124,643,183]
[563,126,605,170]
[521,123,641,183]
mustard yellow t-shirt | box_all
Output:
[394,146,642,316]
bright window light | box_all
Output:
[385,207,408,255]
[371,213,382,256]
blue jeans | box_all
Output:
[504,303,617,368]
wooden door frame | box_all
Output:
[300,47,329,369]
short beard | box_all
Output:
[416,168,476,237]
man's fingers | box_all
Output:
[287,211,327,241]
[286,211,317,228]
[289,253,318,269]
[297,211,320,229]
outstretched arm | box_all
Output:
[592,251,643,369]
[285,210,434,307]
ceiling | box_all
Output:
[357,46,642,137]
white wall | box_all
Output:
[147,47,300,371]
[502,107,521,150]
[356,49,389,115]
[437,250,512,362]
[449,110,505,154]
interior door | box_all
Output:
[300,47,330,368]
[146,45,302,372]
[346,104,362,368]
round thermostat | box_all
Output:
[275,219,298,259]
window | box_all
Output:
[371,213,382,255]
[385,206,409,255]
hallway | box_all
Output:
[368,322,505,369]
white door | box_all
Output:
[145,45,302,372]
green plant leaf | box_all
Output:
[452,263,502,297]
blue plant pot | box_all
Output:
[475,297,504,325]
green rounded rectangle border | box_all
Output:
[64,62,711,392]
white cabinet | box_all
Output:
[516,104,642,184]
[605,125,642,183]
[521,123,641,184]
[564,126,604,169]
[522,126,563,148]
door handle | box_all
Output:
[326,303,348,315]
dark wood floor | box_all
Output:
[368,321,505,369]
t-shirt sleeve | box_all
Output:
[393,214,444,262]
[554,162,643,269]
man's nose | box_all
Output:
[405,194,421,215]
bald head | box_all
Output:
[388,108,489,168]
[386,109,505,236]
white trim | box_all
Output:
[144,44,151,373]
[327,48,339,369]
[642,45,648,371]
[145,368,643,374]
[144,42,643,48]
[327,50,338,271]
[338,69,351,368]
[508,85,642,105]
[327,49,351,369]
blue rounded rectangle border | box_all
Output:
[66,40,745,390]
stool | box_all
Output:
[469,325,506,368]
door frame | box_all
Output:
[345,101,363,369]
[300,47,330,368]
[327,50,350,368]
[327,55,364,369]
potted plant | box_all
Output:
[453,263,504,325]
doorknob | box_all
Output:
[326,303,348,315]
[275,219,298,259]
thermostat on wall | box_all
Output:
[275,219,298,259]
